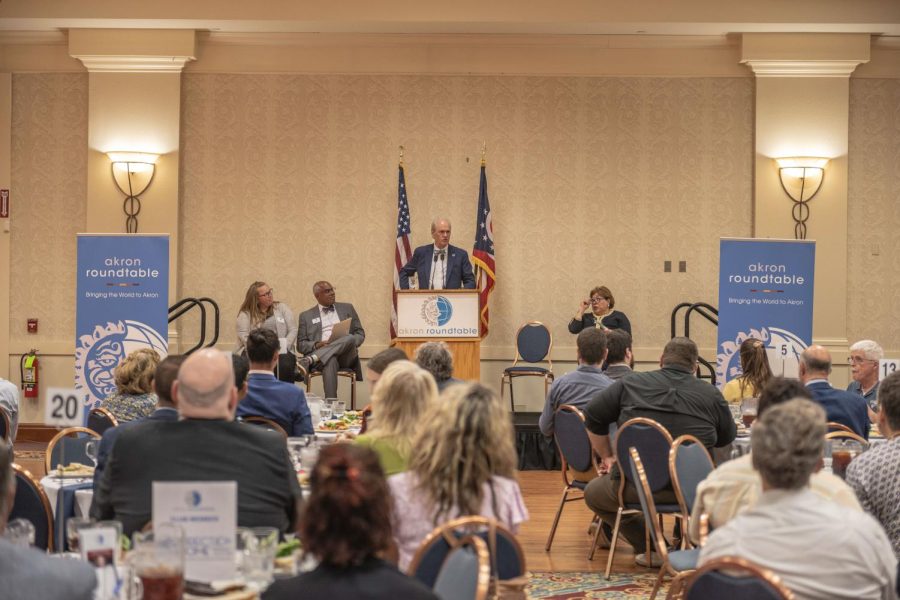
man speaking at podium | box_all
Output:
[399,218,476,290]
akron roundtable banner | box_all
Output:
[75,234,169,408]
[716,238,815,386]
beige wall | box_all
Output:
[2,40,899,413]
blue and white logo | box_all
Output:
[185,490,203,507]
[420,295,453,327]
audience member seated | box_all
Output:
[364,347,408,391]
[0,440,96,599]
[800,345,870,438]
[582,337,735,566]
[91,349,302,537]
[99,348,160,423]
[603,329,634,381]
[847,371,900,558]
[237,329,313,436]
[415,341,461,392]
[263,444,438,600]
[0,374,19,443]
[699,399,896,600]
[389,382,528,571]
[690,377,861,543]
[720,337,772,404]
[847,339,883,420]
[93,355,184,489]
[355,361,437,476]
[539,328,612,437]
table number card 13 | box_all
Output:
[881,359,899,382]
[44,387,89,428]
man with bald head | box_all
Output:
[800,344,870,438]
[295,280,365,399]
[91,349,302,536]
[399,217,476,290]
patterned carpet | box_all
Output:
[528,571,667,599]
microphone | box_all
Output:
[439,251,446,287]
[430,253,439,289]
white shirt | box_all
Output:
[430,246,447,290]
[318,304,340,342]
[0,378,19,443]
[699,488,897,600]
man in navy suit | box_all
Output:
[238,329,313,436]
[399,218,476,290]
[295,281,366,399]
[800,345,870,439]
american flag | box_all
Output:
[391,164,413,338]
[472,163,495,338]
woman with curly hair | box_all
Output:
[355,361,438,476]
[235,281,297,382]
[263,444,437,599]
[389,382,529,571]
[722,337,773,403]
[99,348,160,422]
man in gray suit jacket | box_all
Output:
[296,281,365,399]
[0,441,96,600]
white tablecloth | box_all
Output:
[40,475,94,518]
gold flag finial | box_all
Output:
[399,145,405,167]
[481,141,486,166]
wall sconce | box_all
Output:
[107,152,159,233]
[775,157,828,240]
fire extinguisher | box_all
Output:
[20,349,39,399]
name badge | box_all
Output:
[277,317,285,322]
[312,317,321,324]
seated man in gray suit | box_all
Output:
[296,281,365,399]
[0,440,96,600]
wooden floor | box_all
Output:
[517,469,645,575]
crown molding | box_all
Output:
[742,58,867,77]
[70,54,194,72]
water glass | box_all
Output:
[85,440,100,467]
[3,518,35,547]
[238,527,277,592]
[320,401,333,421]
[307,395,323,423]
[831,439,863,479]
[131,524,185,600]
[332,400,346,418]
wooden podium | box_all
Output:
[392,290,481,381]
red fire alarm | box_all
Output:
[26,318,38,334]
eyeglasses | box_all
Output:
[258,289,274,298]
[321,287,335,294]
[590,297,608,304]
[847,356,876,365]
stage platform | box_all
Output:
[513,412,561,471]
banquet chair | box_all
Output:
[408,516,526,589]
[432,535,491,600]
[598,417,679,578]
[628,448,699,600]
[240,416,288,438]
[86,407,119,436]
[10,463,54,551]
[45,427,101,474]
[306,368,358,409]
[546,404,601,552]
[501,322,554,413]
[826,422,854,434]
[824,429,869,448]
[683,556,796,600]
[0,406,9,442]
[669,434,714,547]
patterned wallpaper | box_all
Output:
[179,74,754,354]
[10,73,88,345]
[847,79,900,347]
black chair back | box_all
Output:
[616,418,672,492]
[516,323,551,364]
[671,434,714,515]
[685,556,796,600]
[87,407,118,436]
[10,464,54,551]
[555,406,594,474]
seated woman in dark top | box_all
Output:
[569,285,632,336]
[263,444,438,600]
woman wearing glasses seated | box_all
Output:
[236,281,297,382]
[569,285,632,336]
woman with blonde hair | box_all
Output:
[722,337,773,403]
[235,281,297,382]
[388,382,529,571]
[355,361,437,476]
[99,348,161,422]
